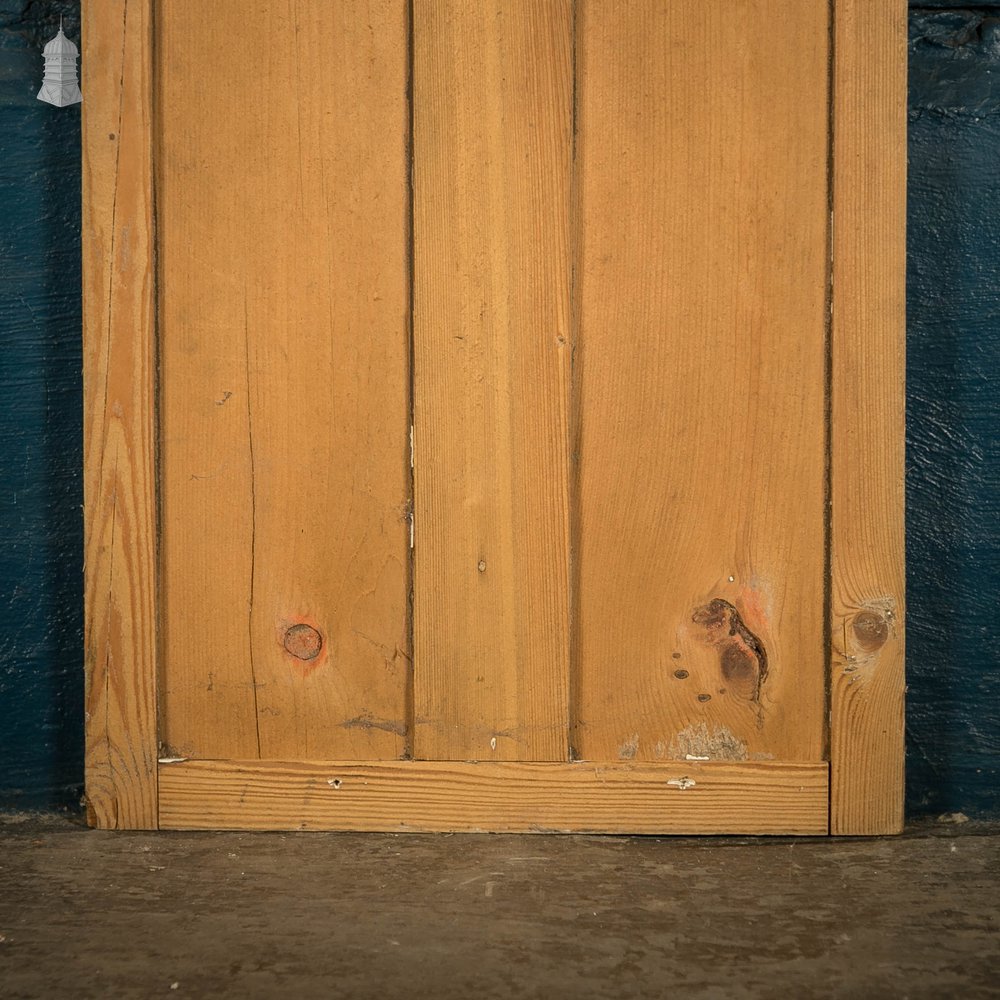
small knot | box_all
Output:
[284,623,323,661]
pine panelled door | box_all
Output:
[82,1,905,834]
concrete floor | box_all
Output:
[0,815,997,999]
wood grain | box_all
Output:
[830,0,907,835]
[159,758,828,834]
[573,2,830,766]
[157,0,411,760]
[81,0,158,829]
[412,1,573,760]
[85,1,904,836]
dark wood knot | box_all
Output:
[852,611,889,652]
[283,623,323,661]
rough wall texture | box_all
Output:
[907,5,1000,817]
[0,0,82,810]
[0,2,996,817]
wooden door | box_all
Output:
[83,0,906,834]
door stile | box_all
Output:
[82,0,159,830]
[828,0,907,836]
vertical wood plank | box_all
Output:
[830,0,907,835]
[82,0,158,828]
[413,0,573,760]
[574,1,830,765]
[158,0,411,760]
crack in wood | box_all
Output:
[243,289,261,758]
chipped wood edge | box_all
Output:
[159,759,829,834]
[829,0,907,835]
[82,0,158,829]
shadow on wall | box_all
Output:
[906,6,1000,818]
[0,1,996,817]
[0,0,83,810]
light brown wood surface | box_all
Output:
[159,758,828,834]
[830,0,907,835]
[573,1,830,766]
[157,0,411,760]
[412,0,573,760]
[82,0,158,830]
[84,2,907,834]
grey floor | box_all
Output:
[1,814,997,1000]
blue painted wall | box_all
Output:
[0,2,996,818]
[906,5,1000,817]
[0,0,82,811]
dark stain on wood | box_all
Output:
[721,643,757,690]
[691,598,768,704]
[339,714,407,737]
